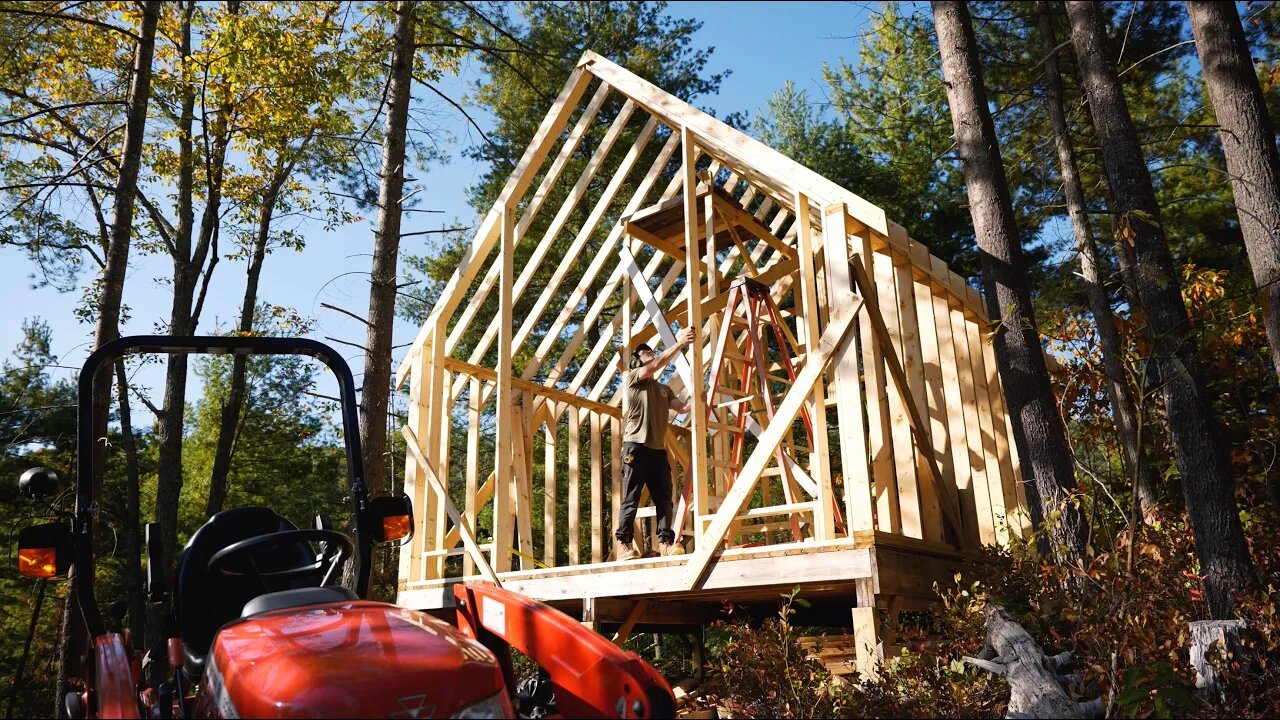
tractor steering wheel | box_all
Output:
[207,529,354,595]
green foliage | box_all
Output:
[179,351,349,542]
[0,320,76,717]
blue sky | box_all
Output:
[0,1,879,410]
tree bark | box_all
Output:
[1188,0,1280,389]
[207,169,288,517]
[360,0,416,495]
[1067,0,1254,619]
[932,0,1085,563]
[65,1,160,714]
[1038,4,1159,515]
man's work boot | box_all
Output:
[658,540,684,556]
[615,539,639,561]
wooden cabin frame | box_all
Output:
[395,52,1030,678]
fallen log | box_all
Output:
[963,605,1102,719]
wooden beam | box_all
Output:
[441,83,613,362]
[610,599,650,646]
[850,255,966,547]
[874,250,922,539]
[568,409,581,565]
[493,205,516,572]
[685,302,860,589]
[442,357,620,419]
[543,410,558,566]
[464,376,481,576]
[906,241,950,545]
[402,426,501,586]
[713,193,792,256]
[397,65,593,386]
[795,193,835,540]
[681,126,709,525]
[403,349,428,583]
[821,206,873,537]
[580,52,889,236]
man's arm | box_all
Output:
[633,326,695,381]
[669,393,691,415]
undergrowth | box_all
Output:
[698,500,1280,719]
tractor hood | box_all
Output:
[198,600,510,718]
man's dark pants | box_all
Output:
[615,442,674,544]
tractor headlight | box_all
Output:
[450,691,512,719]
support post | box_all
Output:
[795,194,834,539]
[493,204,515,572]
[852,577,881,681]
[681,127,709,540]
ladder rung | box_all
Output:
[707,420,744,433]
[721,347,750,361]
[715,386,751,397]
[707,457,739,469]
[766,373,792,384]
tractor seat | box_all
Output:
[241,585,357,618]
[176,507,318,678]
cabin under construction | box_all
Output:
[395,51,1029,677]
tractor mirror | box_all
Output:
[19,467,59,500]
[17,522,71,578]
[370,494,414,544]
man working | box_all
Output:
[615,326,695,560]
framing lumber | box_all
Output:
[794,192,835,540]
[849,255,965,547]
[493,206,516,572]
[686,302,860,589]
[397,66,593,386]
[403,426,500,586]
[681,127,710,525]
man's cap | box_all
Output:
[628,343,654,369]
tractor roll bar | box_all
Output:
[75,336,370,636]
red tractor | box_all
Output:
[16,336,674,719]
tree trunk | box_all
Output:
[156,0,233,555]
[207,171,287,517]
[114,363,145,649]
[1038,4,1159,515]
[1188,0,1280,389]
[154,0,198,589]
[360,0,416,495]
[1067,0,1254,619]
[65,2,160,715]
[932,0,1085,563]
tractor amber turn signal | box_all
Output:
[18,547,58,578]
[382,514,411,542]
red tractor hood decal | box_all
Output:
[201,601,509,718]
